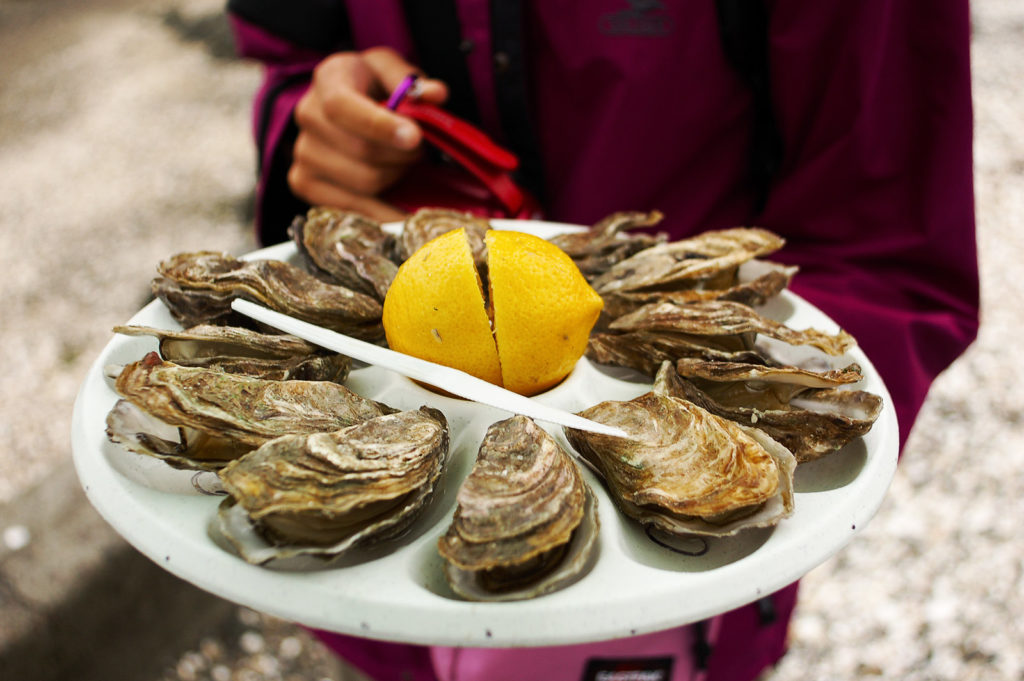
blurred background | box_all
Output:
[0,0,1021,679]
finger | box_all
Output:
[293,132,410,196]
[295,93,423,167]
[319,78,423,150]
[362,46,449,105]
[288,165,407,222]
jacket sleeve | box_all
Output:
[226,1,354,244]
[758,0,979,448]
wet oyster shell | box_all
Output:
[600,260,796,320]
[289,207,398,301]
[610,301,855,356]
[566,392,795,537]
[655,361,882,463]
[549,211,667,280]
[439,416,599,601]
[152,251,383,340]
[587,329,778,378]
[674,357,863,407]
[212,407,449,565]
[107,352,394,470]
[397,208,491,265]
[590,227,785,295]
[112,324,350,382]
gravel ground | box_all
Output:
[2,1,1021,680]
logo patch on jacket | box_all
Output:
[599,0,675,36]
[581,656,674,681]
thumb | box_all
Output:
[363,47,449,105]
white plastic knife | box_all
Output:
[231,299,627,438]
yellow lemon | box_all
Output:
[382,227,603,396]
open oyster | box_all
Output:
[439,416,599,601]
[212,407,449,565]
[565,392,795,537]
[112,324,350,382]
[152,251,383,340]
[397,208,491,266]
[106,352,394,470]
[289,207,398,301]
[548,211,667,281]
[657,360,882,463]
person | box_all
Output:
[225,2,980,680]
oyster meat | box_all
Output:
[290,207,398,301]
[106,352,394,470]
[439,416,599,601]
[657,360,882,463]
[213,407,449,565]
[565,391,795,537]
[152,251,383,340]
[548,211,667,280]
[112,324,350,382]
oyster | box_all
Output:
[611,301,855,356]
[565,392,795,537]
[397,208,491,266]
[289,207,398,301]
[439,416,599,601]
[600,260,796,320]
[112,324,350,382]
[657,361,882,463]
[213,407,449,565]
[548,211,667,280]
[589,300,855,377]
[587,329,775,377]
[590,227,785,295]
[106,352,394,470]
[152,251,383,340]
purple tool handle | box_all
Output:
[385,74,419,110]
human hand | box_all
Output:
[289,47,448,221]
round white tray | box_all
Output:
[71,220,898,648]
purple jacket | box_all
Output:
[227,1,979,680]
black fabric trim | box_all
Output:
[693,619,713,670]
[715,0,783,212]
[256,72,312,175]
[259,113,309,246]
[226,0,352,53]
[401,0,481,127]
[490,0,546,205]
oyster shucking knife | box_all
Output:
[231,299,628,438]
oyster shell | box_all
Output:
[587,329,775,377]
[397,208,491,265]
[548,211,667,280]
[610,301,855,356]
[112,324,350,382]
[600,260,796,320]
[590,227,785,295]
[656,361,882,463]
[289,207,398,301]
[106,352,394,470]
[565,392,795,537]
[439,416,599,601]
[152,251,383,340]
[212,407,449,565]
